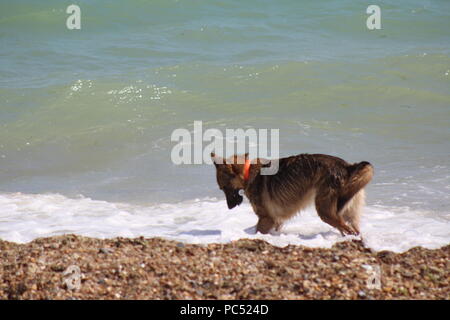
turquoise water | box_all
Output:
[0,1,449,247]
[2,0,450,87]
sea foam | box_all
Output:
[0,192,448,252]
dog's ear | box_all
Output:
[211,152,224,166]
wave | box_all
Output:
[2,0,450,89]
[0,192,448,252]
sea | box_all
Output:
[0,0,449,252]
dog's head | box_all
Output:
[211,153,247,209]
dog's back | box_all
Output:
[247,154,373,235]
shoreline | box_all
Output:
[0,235,448,300]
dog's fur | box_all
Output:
[211,153,373,235]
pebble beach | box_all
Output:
[0,235,448,300]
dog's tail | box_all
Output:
[337,161,374,213]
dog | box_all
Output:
[211,152,373,236]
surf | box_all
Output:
[0,192,448,253]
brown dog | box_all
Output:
[211,152,373,235]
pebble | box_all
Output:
[99,248,113,254]
[0,235,447,299]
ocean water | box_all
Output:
[0,0,449,252]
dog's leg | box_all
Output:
[256,215,275,234]
[274,221,283,232]
[315,193,355,235]
[339,189,365,235]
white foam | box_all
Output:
[0,192,448,252]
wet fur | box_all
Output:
[211,153,373,236]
